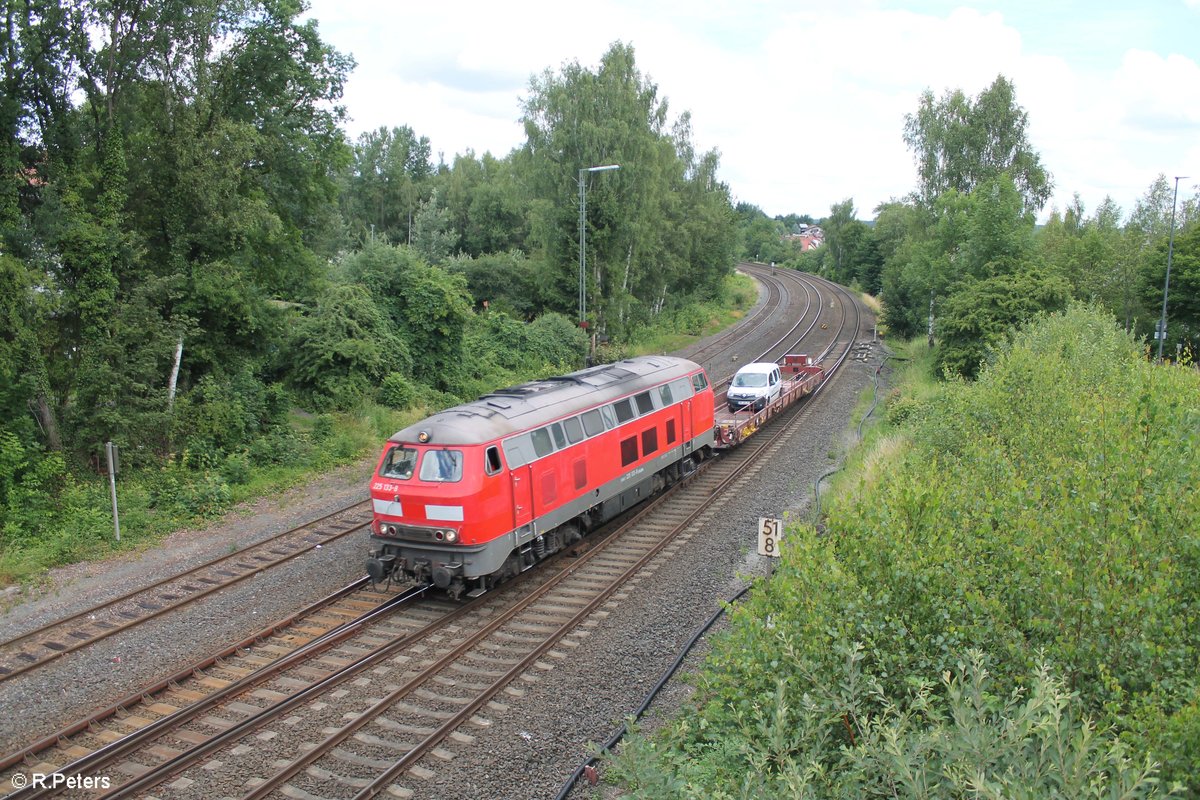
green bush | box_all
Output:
[220,451,252,485]
[611,649,1169,799]
[248,427,310,466]
[379,372,417,410]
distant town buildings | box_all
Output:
[784,223,823,251]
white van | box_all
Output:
[727,362,782,412]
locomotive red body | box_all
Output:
[367,356,715,599]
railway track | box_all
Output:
[0,502,373,682]
[0,269,865,800]
[0,266,870,799]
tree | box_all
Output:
[519,41,734,337]
[1142,220,1199,359]
[287,284,410,408]
[935,266,1071,377]
[339,242,472,389]
[341,125,432,245]
[3,0,355,459]
[904,75,1052,213]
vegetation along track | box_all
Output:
[0,501,373,682]
[680,263,796,369]
[0,279,863,799]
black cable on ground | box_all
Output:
[553,578,757,800]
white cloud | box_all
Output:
[306,0,1200,221]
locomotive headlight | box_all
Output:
[445,529,458,543]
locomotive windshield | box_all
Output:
[732,373,768,388]
[419,449,463,483]
[379,446,418,480]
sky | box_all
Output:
[301,0,1200,222]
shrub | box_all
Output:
[379,372,417,410]
[610,306,1200,795]
[220,451,252,486]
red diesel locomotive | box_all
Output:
[367,356,716,599]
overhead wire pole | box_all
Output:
[578,164,621,331]
[1156,175,1188,362]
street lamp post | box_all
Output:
[579,164,620,329]
[1157,175,1188,362]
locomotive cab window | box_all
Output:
[380,446,418,480]
[658,384,674,406]
[419,449,463,482]
[485,446,502,475]
[692,372,708,392]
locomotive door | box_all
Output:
[510,465,533,529]
[681,399,692,449]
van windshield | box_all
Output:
[732,372,768,388]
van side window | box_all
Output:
[485,446,502,475]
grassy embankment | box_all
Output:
[608,305,1200,798]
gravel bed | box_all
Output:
[0,460,372,756]
[0,275,888,800]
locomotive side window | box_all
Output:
[485,446,502,475]
[620,436,638,466]
[614,398,636,424]
[658,384,674,406]
[531,427,554,458]
[564,416,584,444]
[550,422,568,450]
[600,405,617,429]
[380,446,418,480]
[419,449,463,482]
[641,427,658,455]
[692,372,709,392]
[635,391,654,415]
[670,378,693,400]
[666,418,677,444]
[502,435,534,468]
[581,409,605,437]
